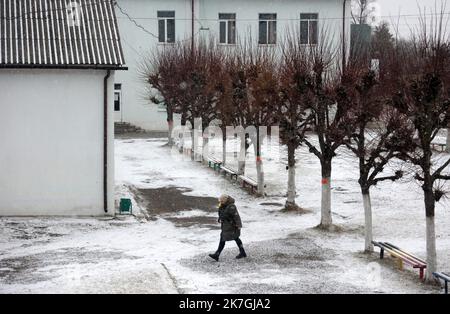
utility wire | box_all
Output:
[0,1,448,23]
[114,1,201,43]
[114,12,450,22]
[114,1,159,39]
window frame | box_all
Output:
[300,13,319,45]
[114,92,122,112]
[219,13,237,45]
[157,11,176,44]
[258,13,277,45]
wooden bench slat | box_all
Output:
[220,165,237,174]
[382,247,420,267]
[239,175,257,186]
[384,246,426,267]
[220,166,238,180]
[380,244,425,267]
[383,243,427,267]
[373,241,427,280]
[384,242,427,264]
[237,175,257,193]
[208,157,221,163]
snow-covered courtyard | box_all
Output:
[1,136,449,294]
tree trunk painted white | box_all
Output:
[202,137,209,164]
[285,143,297,208]
[191,130,196,161]
[256,158,265,196]
[446,129,450,153]
[238,138,246,175]
[222,136,227,165]
[287,165,296,204]
[362,191,374,252]
[179,134,184,152]
[168,120,174,146]
[321,177,332,227]
[253,142,265,196]
[426,215,437,282]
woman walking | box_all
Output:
[209,194,247,261]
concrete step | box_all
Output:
[114,122,146,135]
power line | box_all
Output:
[2,1,449,44]
[114,1,159,39]
[1,1,448,23]
[114,1,200,43]
[114,12,450,22]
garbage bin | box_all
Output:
[119,198,132,215]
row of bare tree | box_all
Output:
[143,16,450,282]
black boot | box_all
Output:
[209,252,220,261]
[236,245,247,259]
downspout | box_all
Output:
[342,0,348,72]
[191,0,195,50]
[104,70,111,213]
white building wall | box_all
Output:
[199,0,348,49]
[116,0,350,132]
[115,0,192,132]
[0,69,115,216]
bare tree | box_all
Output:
[225,45,253,175]
[278,35,315,210]
[352,0,377,25]
[244,47,280,195]
[225,41,279,195]
[141,46,181,146]
[387,11,450,281]
[215,51,239,166]
[302,39,349,230]
[340,59,413,251]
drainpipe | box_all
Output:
[342,0,348,72]
[191,0,195,51]
[104,70,111,213]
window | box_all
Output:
[259,14,277,45]
[300,13,318,45]
[114,84,122,112]
[219,13,236,45]
[158,11,175,43]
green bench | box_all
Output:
[208,157,222,171]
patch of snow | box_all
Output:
[1,137,448,294]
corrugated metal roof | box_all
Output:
[0,0,125,69]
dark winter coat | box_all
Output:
[218,197,242,241]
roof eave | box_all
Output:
[0,64,128,71]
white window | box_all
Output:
[158,11,175,43]
[259,13,277,45]
[219,13,236,45]
[300,13,318,45]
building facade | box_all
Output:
[115,0,351,132]
[0,0,126,216]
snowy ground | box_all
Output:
[0,135,449,294]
